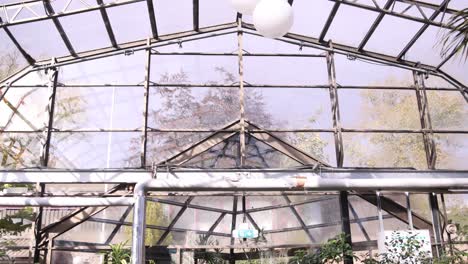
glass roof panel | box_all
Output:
[106,2,152,44]
[153,0,192,35]
[289,0,335,37]
[365,16,425,57]
[405,25,444,66]
[8,19,70,60]
[448,0,467,9]
[199,0,235,27]
[57,11,111,53]
[325,5,379,47]
[0,30,28,80]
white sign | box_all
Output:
[232,223,259,239]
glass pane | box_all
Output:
[406,26,445,66]
[9,20,70,60]
[106,2,152,43]
[343,133,426,169]
[153,0,192,35]
[365,16,424,57]
[334,53,414,86]
[290,0,336,37]
[326,5,379,47]
[271,132,337,166]
[148,86,239,129]
[146,132,211,165]
[245,88,332,129]
[54,86,144,129]
[58,11,111,52]
[0,132,41,169]
[200,0,235,27]
[339,89,421,129]
[244,56,328,85]
[49,132,140,169]
[0,87,48,131]
[0,30,28,79]
[59,51,146,84]
[426,91,468,130]
[435,134,468,170]
[150,55,237,84]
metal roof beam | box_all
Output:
[146,0,158,38]
[319,2,340,42]
[43,0,77,56]
[328,0,456,30]
[397,0,451,60]
[358,0,395,51]
[96,0,118,48]
[193,0,199,31]
[0,18,35,65]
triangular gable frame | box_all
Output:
[159,119,330,168]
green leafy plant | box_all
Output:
[439,8,468,60]
[103,241,131,264]
[289,233,355,264]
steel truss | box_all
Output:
[0,1,467,263]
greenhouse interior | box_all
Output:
[0,0,467,263]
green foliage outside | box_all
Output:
[0,208,36,257]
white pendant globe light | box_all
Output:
[253,0,294,38]
[228,0,261,15]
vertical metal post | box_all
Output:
[405,192,414,230]
[429,193,443,257]
[440,194,453,255]
[376,191,384,234]
[141,38,152,168]
[237,14,246,167]
[339,191,353,264]
[132,191,147,264]
[229,196,238,264]
[40,60,59,167]
[35,60,59,263]
[326,43,344,167]
[413,71,436,169]
[327,45,350,261]
[413,71,442,256]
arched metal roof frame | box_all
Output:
[0,0,466,95]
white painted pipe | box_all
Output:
[130,176,468,263]
[0,197,134,207]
